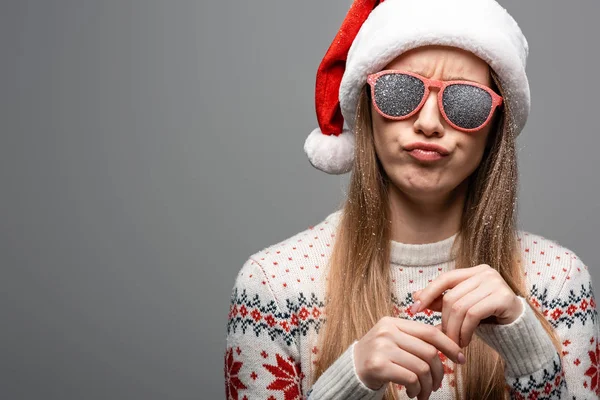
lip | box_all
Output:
[407,149,446,162]
[404,142,450,155]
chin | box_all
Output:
[389,178,447,196]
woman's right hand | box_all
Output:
[354,316,466,400]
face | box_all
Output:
[371,45,500,202]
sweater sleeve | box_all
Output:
[474,255,600,399]
[225,257,388,400]
[225,258,305,400]
[306,340,388,399]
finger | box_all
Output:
[417,295,444,313]
[412,289,443,312]
[386,346,433,399]
[375,355,422,398]
[393,319,464,365]
[410,298,443,316]
[445,285,493,347]
[440,277,481,334]
[414,266,484,313]
[391,328,445,393]
[459,292,499,347]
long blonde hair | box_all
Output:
[311,69,563,399]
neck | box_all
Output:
[387,179,467,244]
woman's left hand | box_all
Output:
[411,264,524,348]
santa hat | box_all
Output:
[304,0,530,174]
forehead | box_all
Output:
[384,45,491,85]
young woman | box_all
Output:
[225,0,599,399]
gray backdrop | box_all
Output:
[2,0,598,399]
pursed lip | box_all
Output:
[403,142,450,156]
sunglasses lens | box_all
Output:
[442,84,493,129]
[373,73,425,117]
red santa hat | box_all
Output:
[304,0,530,174]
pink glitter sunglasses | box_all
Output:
[366,70,504,132]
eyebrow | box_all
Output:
[410,69,479,83]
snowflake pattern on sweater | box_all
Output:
[224,210,599,399]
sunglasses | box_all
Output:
[366,70,503,132]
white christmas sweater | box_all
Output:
[224,209,599,399]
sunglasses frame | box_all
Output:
[366,69,504,133]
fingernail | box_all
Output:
[458,352,466,364]
[410,300,421,313]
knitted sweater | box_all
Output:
[225,209,599,399]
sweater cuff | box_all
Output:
[474,296,557,377]
[307,340,387,399]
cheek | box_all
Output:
[372,120,399,162]
[372,122,416,173]
[453,134,489,176]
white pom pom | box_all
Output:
[303,127,354,174]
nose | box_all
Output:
[413,88,445,137]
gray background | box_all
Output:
[1,0,598,399]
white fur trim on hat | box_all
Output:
[304,127,354,174]
[340,0,530,137]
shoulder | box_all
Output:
[245,208,341,274]
[517,229,593,311]
[516,229,585,273]
[233,208,342,303]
